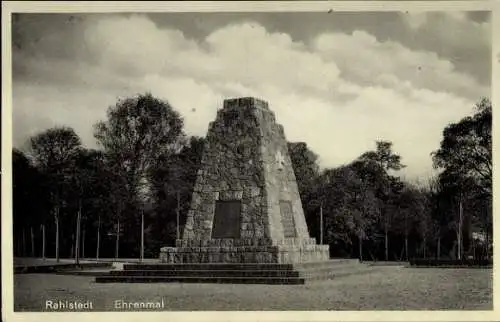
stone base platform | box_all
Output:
[159,239,329,264]
[14,261,113,274]
[95,259,372,284]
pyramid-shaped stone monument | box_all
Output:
[160,97,329,264]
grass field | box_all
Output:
[14,266,492,311]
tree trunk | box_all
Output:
[437,237,441,260]
[385,227,389,261]
[22,227,26,257]
[96,215,101,260]
[42,224,46,260]
[70,233,74,259]
[358,235,363,262]
[472,236,475,259]
[423,237,427,259]
[140,209,144,262]
[458,197,463,260]
[30,226,35,257]
[55,205,60,263]
[82,228,86,259]
[176,191,181,240]
[369,250,376,261]
[320,205,324,245]
[485,230,489,260]
[115,218,120,259]
[404,211,408,261]
[405,235,408,261]
[75,204,81,264]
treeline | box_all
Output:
[12,94,492,261]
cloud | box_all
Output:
[405,12,428,30]
[400,11,491,86]
[13,14,484,181]
[313,30,488,100]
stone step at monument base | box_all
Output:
[95,259,374,284]
[96,276,307,284]
[295,258,360,269]
[299,264,380,280]
[160,243,330,264]
[122,263,298,271]
[108,269,301,278]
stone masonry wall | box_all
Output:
[255,105,311,241]
[181,97,269,241]
[160,97,330,263]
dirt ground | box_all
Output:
[13,266,492,311]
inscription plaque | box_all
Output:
[279,200,296,238]
[211,200,241,238]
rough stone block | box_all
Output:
[241,212,251,223]
[240,231,254,239]
[240,223,253,232]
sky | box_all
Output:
[11,10,491,181]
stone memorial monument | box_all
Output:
[160,97,329,264]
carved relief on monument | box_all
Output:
[275,150,285,171]
[279,200,296,238]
